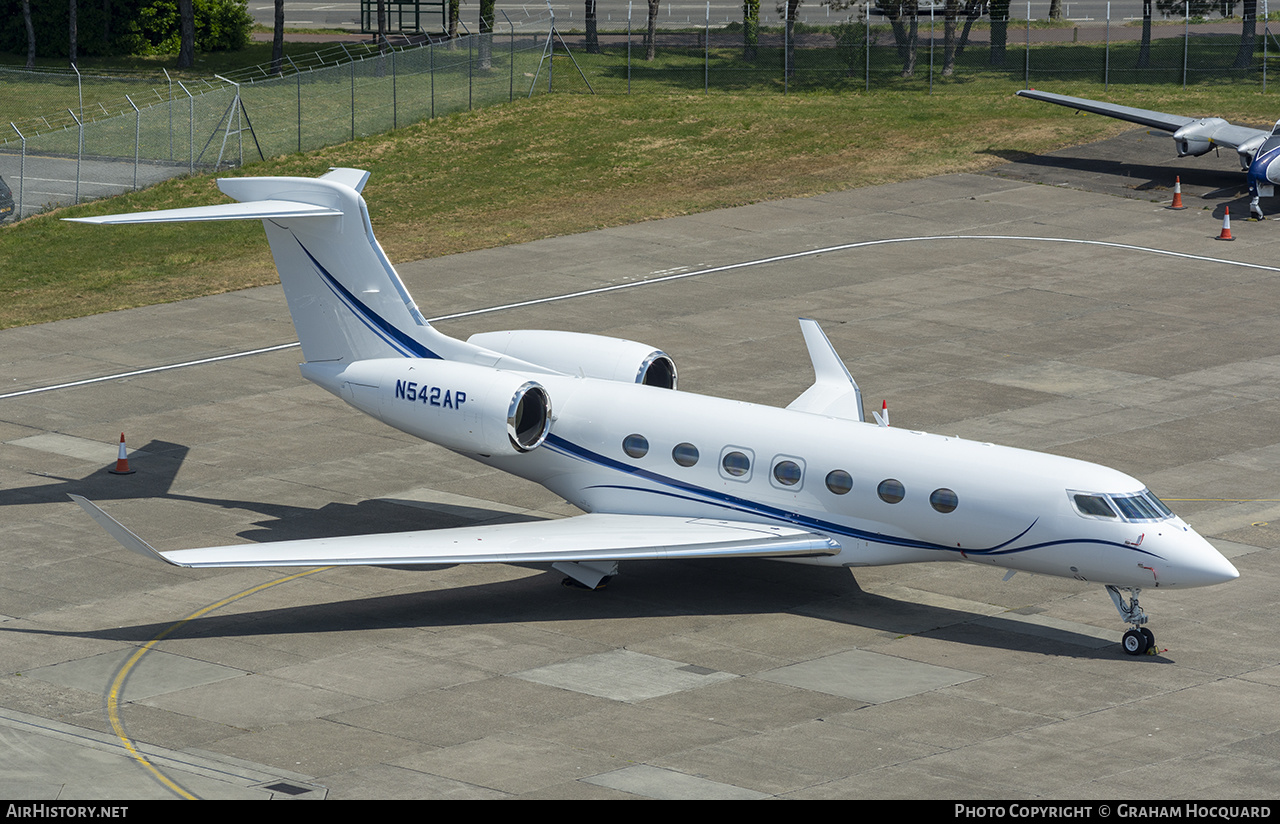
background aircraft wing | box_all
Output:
[1015,89,1198,132]
[70,495,839,568]
[1016,89,1269,153]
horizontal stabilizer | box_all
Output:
[65,200,343,225]
[70,495,841,569]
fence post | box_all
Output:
[73,64,83,127]
[866,1,871,92]
[178,80,194,175]
[929,6,935,94]
[1105,2,1110,89]
[68,109,83,205]
[1025,1,1031,88]
[287,55,301,152]
[127,94,140,191]
[392,49,398,129]
[164,68,173,160]
[628,1,633,94]
[350,60,356,141]
[10,123,24,221]
[705,1,710,94]
[500,10,515,102]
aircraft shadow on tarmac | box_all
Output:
[6,440,191,506]
[6,439,540,538]
[8,442,1144,660]
[981,147,1249,216]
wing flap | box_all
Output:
[70,496,840,569]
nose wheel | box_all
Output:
[1122,626,1156,656]
[1108,585,1156,656]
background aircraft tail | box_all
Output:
[69,168,457,364]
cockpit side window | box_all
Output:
[1073,493,1118,519]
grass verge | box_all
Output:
[0,83,1266,330]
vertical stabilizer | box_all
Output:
[67,168,458,364]
[217,169,440,363]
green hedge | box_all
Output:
[0,0,252,59]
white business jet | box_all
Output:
[67,169,1239,657]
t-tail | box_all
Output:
[67,168,476,365]
[66,168,680,458]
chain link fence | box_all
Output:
[0,10,554,220]
[550,1,1280,93]
[4,3,1280,220]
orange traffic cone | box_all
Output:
[108,433,136,475]
[1168,177,1186,210]
[1217,208,1235,241]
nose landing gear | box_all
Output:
[1108,585,1156,656]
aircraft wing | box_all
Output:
[70,495,840,569]
[1015,89,1268,151]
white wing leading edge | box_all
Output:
[1014,89,1268,153]
[69,495,840,569]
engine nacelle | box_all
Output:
[1174,137,1213,158]
[301,358,551,456]
[1172,119,1227,158]
[467,329,677,389]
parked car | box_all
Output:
[0,176,14,223]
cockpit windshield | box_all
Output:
[1070,489,1174,523]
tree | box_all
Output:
[988,0,1010,65]
[585,0,600,54]
[1138,0,1152,68]
[480,0,495,70]
[743,0,760,60]
[942,0,960,76]
[645,0,659,60]
[1233,0,1257,69]
[102,0,112,51]
[177,0,194,67]
[877,0,919,77]
[271,0,284,75]
[783,0,800,77]
[23,0,35,67]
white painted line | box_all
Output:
[7,234,1277,401]
[0,343,301,400]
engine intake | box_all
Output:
[301,359,551,456]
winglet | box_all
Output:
[68,494,186,567]
[786,318,865,422]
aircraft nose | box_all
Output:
[1173,531,1239,587]
[1251,154,1280,186]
